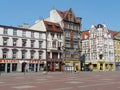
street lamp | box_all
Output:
[45,31,48,74]
[62,46,66,72]
[0,64,1,76]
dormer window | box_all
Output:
[56,26,60,30]
[48,24,52,28]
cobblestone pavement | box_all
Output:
[0,71,120,90]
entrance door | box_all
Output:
[100,63,103,70]
[22,62,27,72]
[7,63,10,73]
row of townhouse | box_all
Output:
[0,8,82,72]
[30,8,82,71]
[82,24,120,71]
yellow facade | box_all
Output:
[86,61,115,71]
[64,60,81,71]
[114,40,120,62]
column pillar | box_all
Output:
[5,63,7,73]
[34,63,36,72]
[103,63,105,71]
[17,62,21,72]
[113,62,115,71]
[37,62,40,72]
[97,62,100,71]
[10,63,12,72]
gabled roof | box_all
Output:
[81,30,89,40]
[43,20,63,33]
[56,9,69,19]
[114,31,120,40]
[56,8,81,23]
[109,30,118,36]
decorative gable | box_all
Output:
[56,8,80,23]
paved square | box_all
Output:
[0,71,120,90]
[12,85,35,89]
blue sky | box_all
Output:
[0,0,120,31]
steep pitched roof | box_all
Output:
[109,30,118,36]
[43,20,63,33]
[56,9,69,19]
[81,30,89,40]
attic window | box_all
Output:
[48,24,52,28]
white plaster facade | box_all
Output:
[0,25,46,72]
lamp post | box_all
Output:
[45,31,48,74]
[78,30,82,71]
[0,64,1,76]
[62,46,66,72]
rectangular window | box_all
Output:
[13,40,17,46]
[3,39,7,46]
[51,33,54,39]
[52,41,56,48]
[13,29,17,36]
[22,39,26,47]
[3,28,8,34]
[39,52,42,59]
[66,32,70,37]
[56,26,60,30]
[52,53,58,59]
[57,34,61,39]
[22,31,26,37]
[31,52,34,59]
[22,52,25,59]
[39,41,42,48]
[48,24,52,28]
[31,32,34,38]
[3,51,7,59]
[39,33,42,39]
[13,51,16,59]
[31,40,35,48]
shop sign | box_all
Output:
[0,60,18,63]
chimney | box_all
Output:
[18,23,29,29]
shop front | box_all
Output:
[0,60,18,73]
[64,60,81,71]
[47,59,63,72]
[0,59,45,73]
[115,62,120,71]
[89,61,115,71]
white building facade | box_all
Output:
[0,25,46,73]
[30,20,64,71]
[82,24,116,71]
